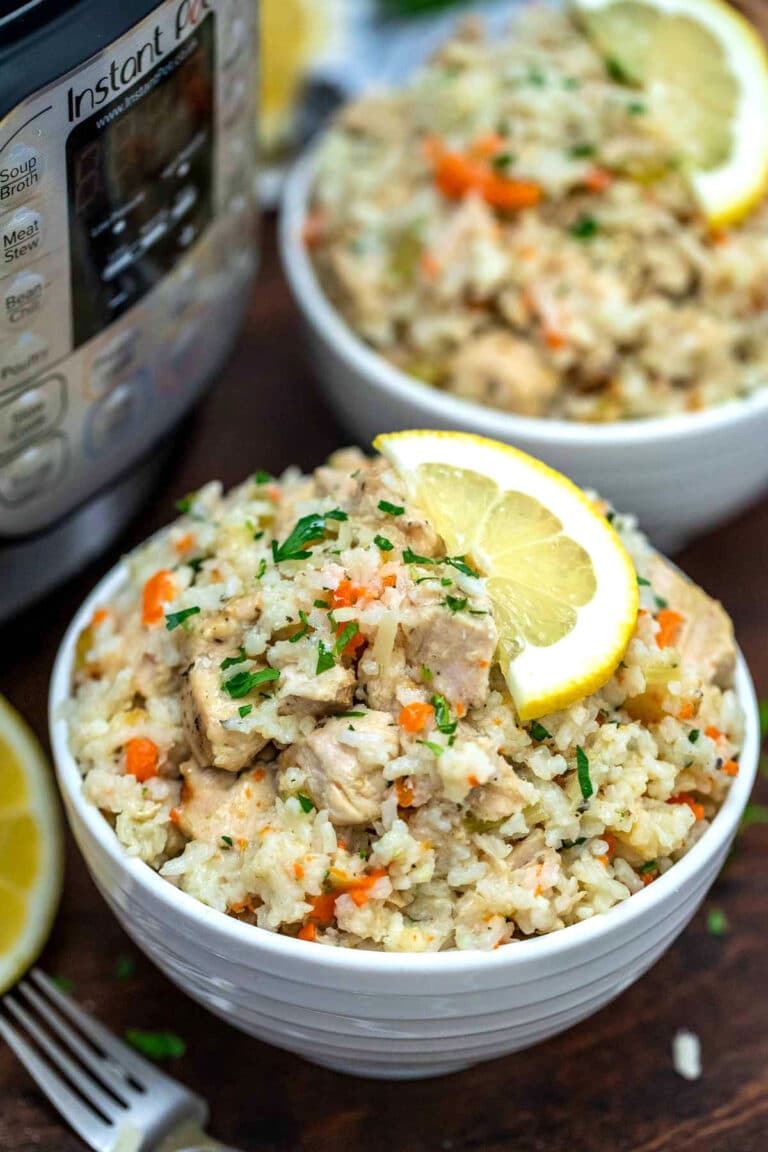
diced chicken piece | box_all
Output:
[277,662,355,717]
[176,760,275,845]
[507,829,547,870]
[469,758,535,822]
[404,604,498,709]
[195,592,262,645]
[286,711,398,826]
[648,556,736,688]
[358,640,412,715]
[180,651,268,772]
[449,331,559,416]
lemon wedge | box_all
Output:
[573,0,768,226]
[0,695,63,993]
[260,0,337,152]
[375,431,638,721]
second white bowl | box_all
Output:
[280,150,768,553]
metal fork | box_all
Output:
[0,969,241,1152]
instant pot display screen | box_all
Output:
[66,17,215,348]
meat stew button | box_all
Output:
[1,208,44,274]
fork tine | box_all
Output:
[30,969,169,1086]
[18,981,134,1102]
[5,993,126,1117]
[0,1013,113,1152]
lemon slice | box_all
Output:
[0,695,63,993]
[260,0,338,151]
[573,0,768,225]
[375,431,638,721]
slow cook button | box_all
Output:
[1,207,44,275]
[0,434,66,505]
[0,144,44,212]
[87,372,147,454]
[0,374,65,456]
[0,330,49,388]
[2,269,46,330]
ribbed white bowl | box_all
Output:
[50,559,759,1079]
[280,150,768,553]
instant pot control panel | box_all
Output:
[0,0,256,536]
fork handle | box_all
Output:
[157,1120,244,1152]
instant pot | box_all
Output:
[0,0,257,620]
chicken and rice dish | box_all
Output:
[307,7,768,421]
[66,449,744,951]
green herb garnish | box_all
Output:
[576,745,593,800]
[443,595,468,614]
[221,835,233,848]
[256,558,267,579]
[689,729,700,744]
[638,859,658,875]
[253,470,273,484]
[570,143,596,158]
[378,500,404,516]
[125,1029,186,1061]
[288,610,311,643]
[627,100,646,116]
[175,493,194,514]
[316,641,335,675]
[165,606,200,631]
[335,621,360,655]
[297,793,315,814]
[374,535,394,551]
[491,152,515,171]
[655,595,668,610]
[403,547,434,565]
[222,667,280,699]
[529,721,551,741]
[446,555,480,578]
[220,648,247,670]
[431,693,457,735]
[187,556,206,574]
[706,908,729,937]
[569,214,599,241]
[605,56,631,83]
[637,577,651,587]
[271,512,328,563]
[421,665,433,681]
[417,739,444,757]
[238,704,253,718]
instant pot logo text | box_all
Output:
[66,0,212,123]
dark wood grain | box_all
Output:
[3,93,768,1152]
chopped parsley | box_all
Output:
[374,535,394,551]
[335,621,360,655]
[421,665,433,681]
[253,470,273,485]
[569,214,599,241]
[403,547,433,565]
[706,907,729,937]
[689,729,700,744]
[526,65,546,87]
[417,739,444,757]
[637,576,651,587]
[378,500,404,516]
[491,152,515,171]
[576,745,593,800]
[443,595,468,614]
[529,721,551,741]
[221,835,233,848]
[316,641,335,675]
[562,837,586,849]
[337,711,366,718]
[446,555,480,578]
[222,667,280,699]
[324,508,348,521]
[125,1029,186,1061]
[220,648,247,670]
[253,530,264,541]
[256,558,267,579]
[187,556,206,574]
[165,606,200,631]
[570,143,596,158]
[431,693,457,736]
[638,859,658,875]
[288,610,311,643]
[297,793,315,814]
[627,100,646,116]
[175,493,195,514]
[238,704,253,718]
[655,595,669,610]
[114,954,135,982]
[605,56,631,84]
[562,77,580,90]
[272,510,345,564]
[314,598,329,609]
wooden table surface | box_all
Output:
[2,208,768,1150]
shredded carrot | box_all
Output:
[294,861,305,880]
[427,139,542,212]
[169,807,181,825]
[669,793,705,821]
[655,608,684,649]
[91,608,109,628]
[544,328,567,350]
[125,737,159,782]
[603,833,617,858]
[307,891,337,927]
[237,838,248,851]
[467,774,480,788]
[141,570,175,626]
[252,769,265,782]
[455,702,466,718]
[381,572,397,588]
[419,250,441,280]
[396,778,415,808]
[471,132,506,158]
[174,533,195,554]
[598,855,609,868]
[722,759,739,777]
[705,726,724,743]
[298,922,317,942]
[583,166,613,193]
[337,838,347,851]
[399,701,434,733]
[642,871,657,887]
[678,702,696,721]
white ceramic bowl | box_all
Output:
[50,556,759,1080]
[280,150,768,553]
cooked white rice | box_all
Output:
[66,449,743,951]
[307,6,768,421]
